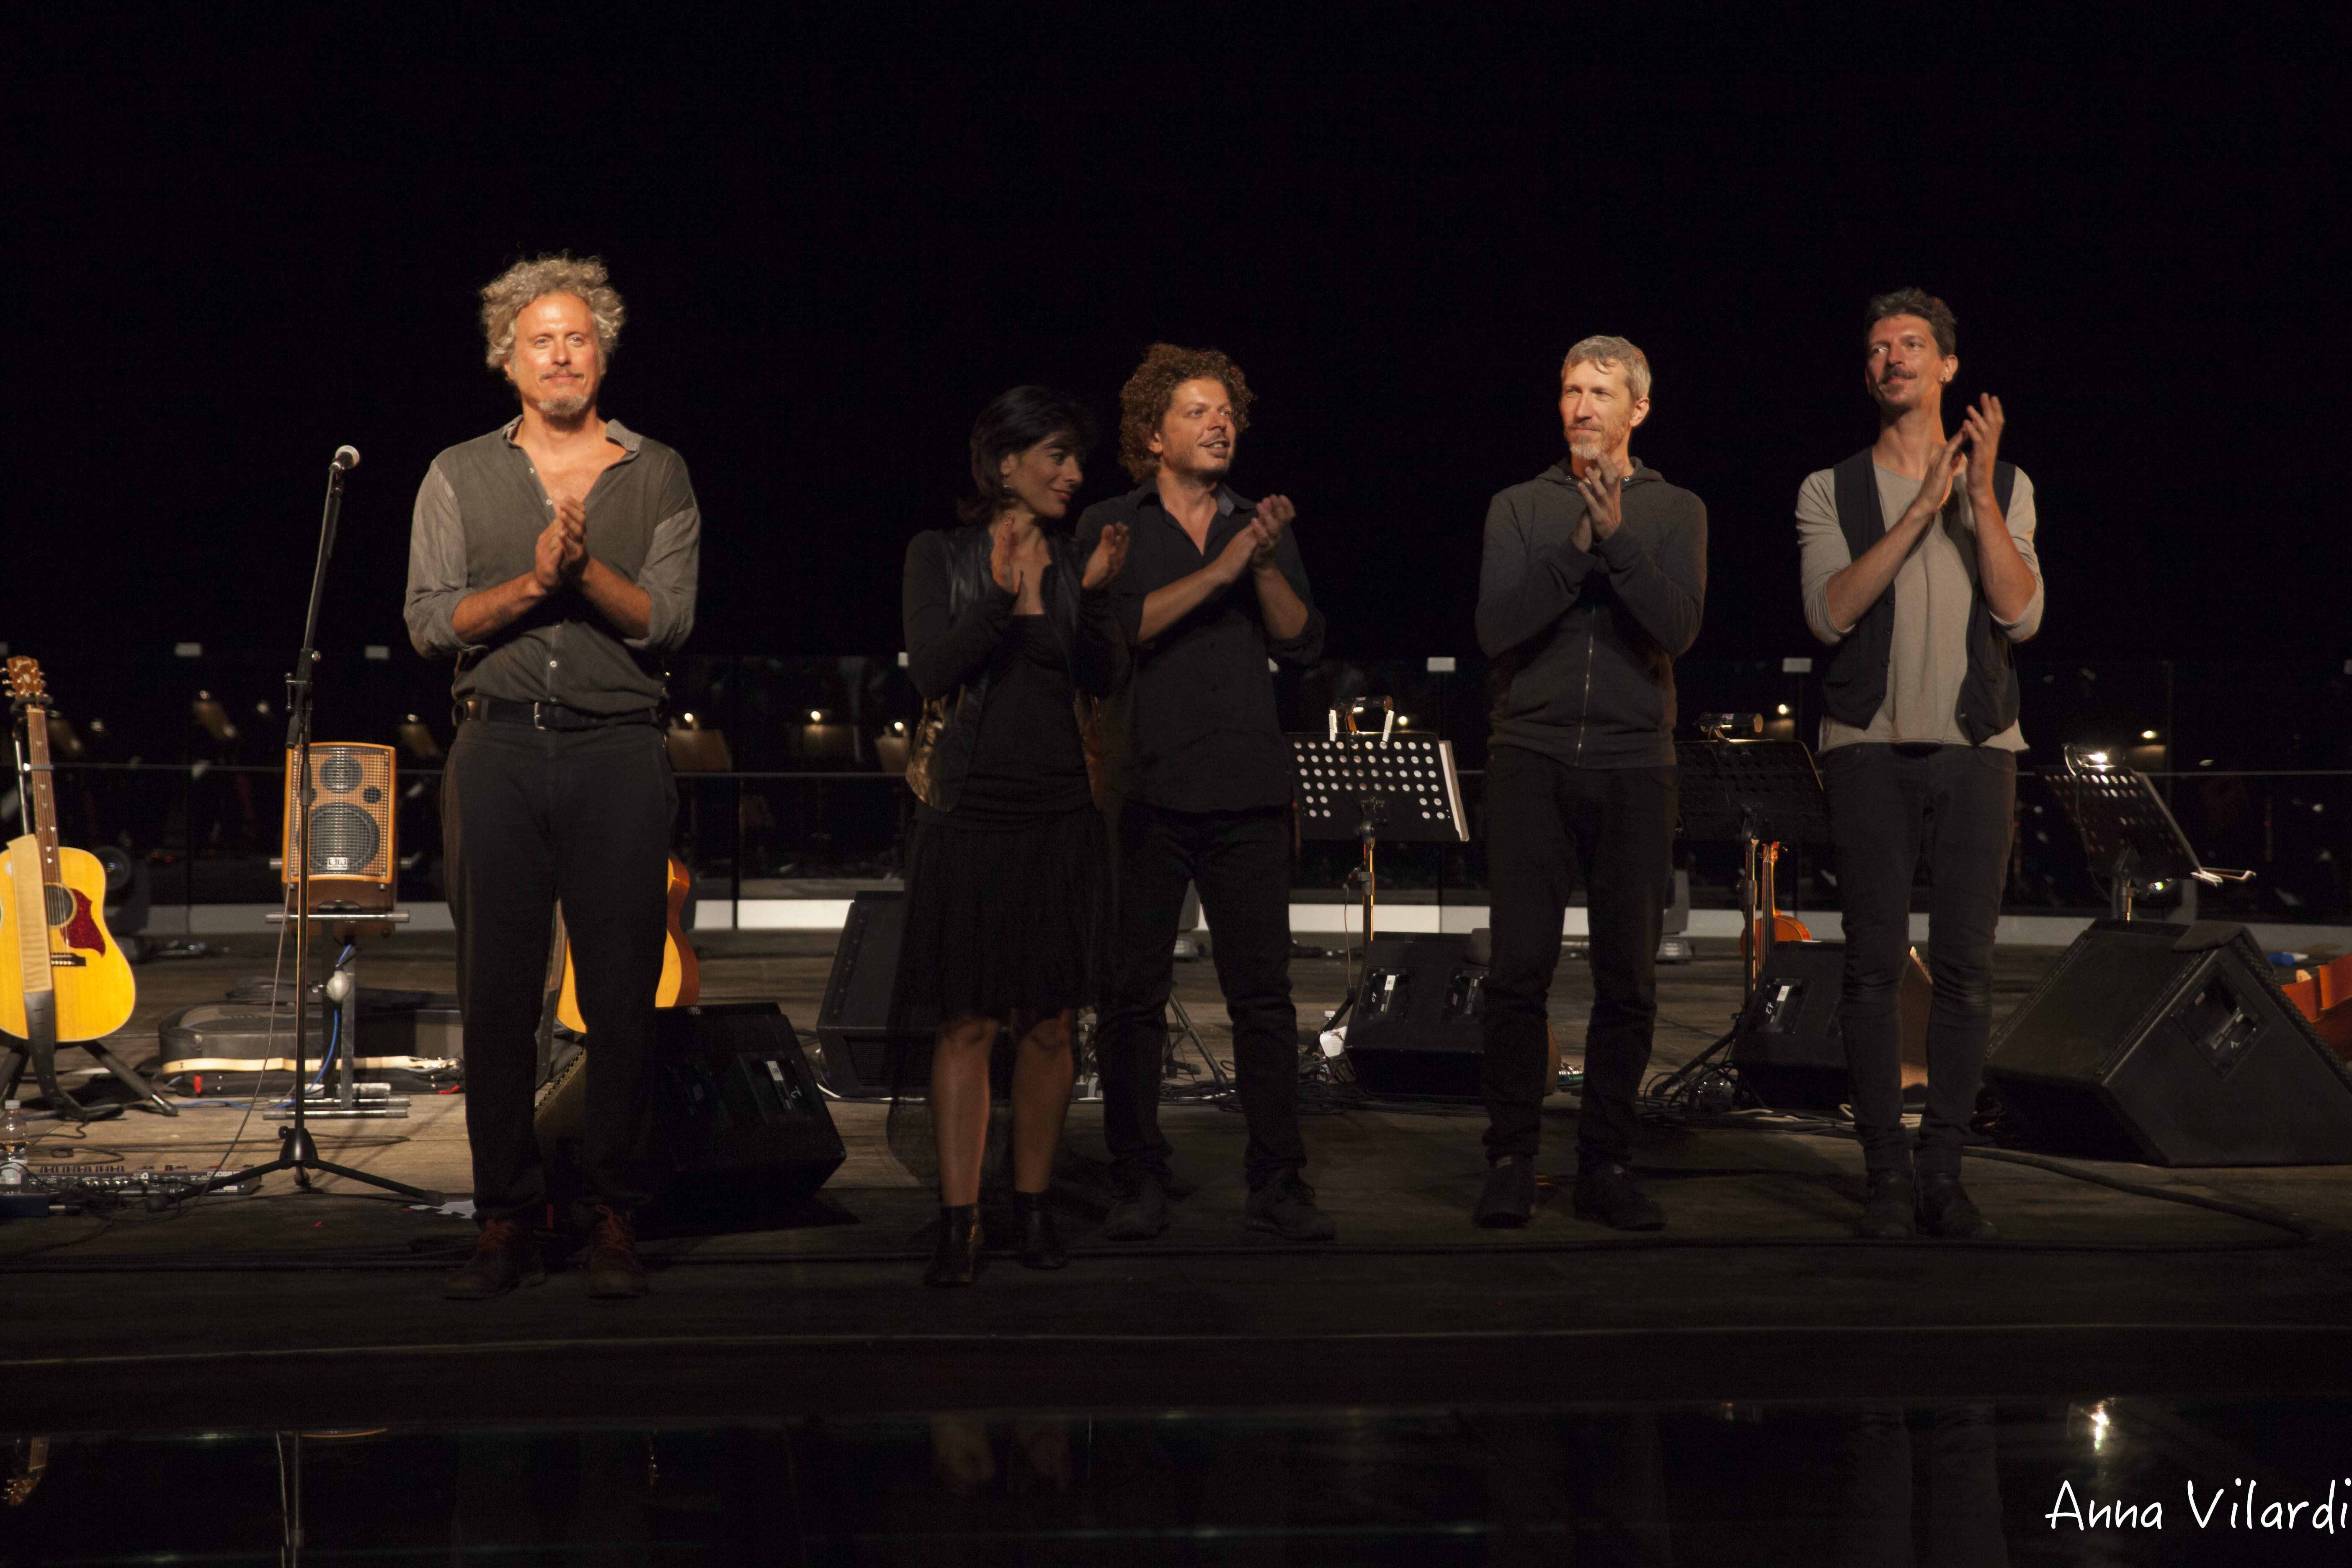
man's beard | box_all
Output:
[535,390,592,419]
[1567,428,1612,461]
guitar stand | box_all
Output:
[0,1039,170,1119]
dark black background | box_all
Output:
[8,10,2342,666]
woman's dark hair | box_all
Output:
[957,385,1100,526]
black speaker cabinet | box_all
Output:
[1345,935,1489,1099]
[535,1001,845,1238]
[813,891,933,1097]
[1986,920,2352,1166]
[1730,940,1851,1111]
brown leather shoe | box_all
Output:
[445,1219,545,1300]
[584,1204,649,1298]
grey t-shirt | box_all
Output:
[1795,462,2043,752]
[404,416,700,714]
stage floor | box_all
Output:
[5,931,2349,1439]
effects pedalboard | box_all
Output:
[29,1163,264,1201]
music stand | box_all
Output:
[1290,699,1469,944]
[2040,745,2251,919]
[1650,724,1828,1106]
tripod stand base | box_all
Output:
[189,1123,443,1204]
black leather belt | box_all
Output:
[455,697,661,732]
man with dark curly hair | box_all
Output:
[405,255,700,1301]
[1797,288,2042,1241]
[1074,343,1333,1242]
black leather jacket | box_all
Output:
[900,525,1127,812]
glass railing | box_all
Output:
[14,646,2349,929]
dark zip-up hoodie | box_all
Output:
[1475,460,1707,768]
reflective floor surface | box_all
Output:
[8,1399,2352,1565]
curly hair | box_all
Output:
[480,253,627,371]
[1117,343,1253,482]
[1865,286,1957,359]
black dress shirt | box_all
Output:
[1074,482,1326,812]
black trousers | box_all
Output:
[1478,747,1677,1168]
[1097,799,1305,1189]
[443,720,676,1224]
[1823,742,2017,1176]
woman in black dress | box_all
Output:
[896,386,1130,1285]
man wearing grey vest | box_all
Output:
[1796,288,2043,1241]
[405,255,700,1299]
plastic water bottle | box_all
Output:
[0,1100,26,1188]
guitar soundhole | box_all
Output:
[308,804,381,873]
[44,884,74,927]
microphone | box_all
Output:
[332,445,362,472]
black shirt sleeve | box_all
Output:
[902,531,1015,701]
[1591,494,1706,657]
[1475,488,1600,657]
[1266,523,1325,667]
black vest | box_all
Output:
[1820,448,2019,745]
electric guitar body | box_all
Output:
[0,838,135,1042]
[3,656,137,1050]
[554,855,699,1035]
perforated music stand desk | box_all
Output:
[1673,737,1828,849]
[2038,755,2249,919]
[1290,732,1467,943]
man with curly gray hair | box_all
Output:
[405,253,700,1302]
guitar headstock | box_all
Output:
[5,656,47,713]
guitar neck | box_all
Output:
[11,705,59,998]
[20,704,62,885]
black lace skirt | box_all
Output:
[889,806,1106,1034]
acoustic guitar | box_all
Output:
[553,854,699,1034]
[3,658,137,1066]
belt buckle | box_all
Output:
[531,701,552,731]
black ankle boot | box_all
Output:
[925,1204,984,1287]
[1012,1190,1067,1270]
[1859,1169,1916,1239]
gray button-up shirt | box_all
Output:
[404,415,700,714]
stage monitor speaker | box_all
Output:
[1344,935,1488,1099]
[1986,920,2352,1166]
[813,891,931,1097]
[283,742,395,913]
[535,1001,844,1238]
[1730,940,1850,1110]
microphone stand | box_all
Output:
[189,452,440,1205]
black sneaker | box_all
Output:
[1104,1172,1172,1241]
[1859,1169,1917,1239]
[1246,1170,1337,1240]
[1916,1172,1998,1240]
[1474,1155,1537,1228]
[1571,1162,1664,1231]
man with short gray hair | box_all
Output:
[406,253,700,1300]
[1470,336,1706,1230]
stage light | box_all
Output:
[891,721,905,733]
[808,709,823,722]
[1776,704,1790,716]
[2141,729,2158,740]
[681,712,696,725]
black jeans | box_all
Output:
[443,720,676,1224]
[1478,747,1677,1168]
[1098,799,1305,1189]
[1823,743,2017,1176]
